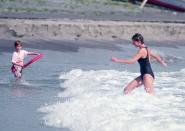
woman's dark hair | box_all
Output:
[132,33,144,44]
[14,40,22,47]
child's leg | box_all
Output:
[124,76,142,94]
[14,65,22,78]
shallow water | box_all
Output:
[0,39,185,131]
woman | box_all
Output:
[112,33,167,94]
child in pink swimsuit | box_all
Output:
[11,40,39,79]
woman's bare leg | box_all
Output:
[143,74,154,94]
[124,76,143,94]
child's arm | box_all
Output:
[12,61,23,67]
[27,52,40,55]
[150,51,167,67]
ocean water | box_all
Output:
[0,39,185,131]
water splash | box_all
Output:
[39,69,185,131]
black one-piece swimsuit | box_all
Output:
[137,47,154,80]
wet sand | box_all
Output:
[0,0,185,41]
[1,9,185,22]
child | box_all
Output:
[112,33,167,94]
[11,40,39,79]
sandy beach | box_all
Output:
[0,18,185,42]
[0,0,185,42]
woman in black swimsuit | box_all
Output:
[112,33,167,94]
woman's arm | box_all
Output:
[112,49,143,64]
[150,51,167,67]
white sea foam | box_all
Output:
[39,69,185,131]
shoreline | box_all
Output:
[0,18,185,41]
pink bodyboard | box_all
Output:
[23,53,44,69]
